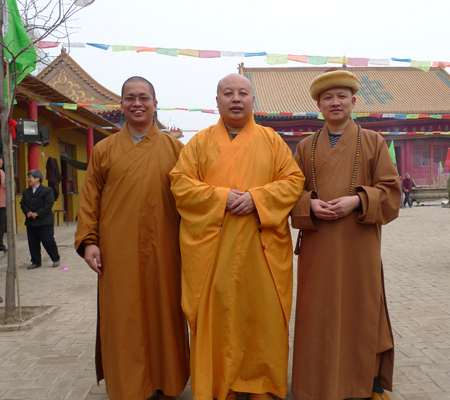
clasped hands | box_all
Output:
[26,211,38,219]
[226,189,256,216]
[311,195,360,220]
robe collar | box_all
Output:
[215,115,257,152]
[119,121,160,153]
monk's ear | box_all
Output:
[351,96,356,108]
[317,100,321,110]
[120,100,123,111]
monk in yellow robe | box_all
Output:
[75,77,189,400]
[291,69,401,400]
[170,74,304,400]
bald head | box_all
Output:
[216,73,255,133]
[217,74,254,96]
[121,76,156,100]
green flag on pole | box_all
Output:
[439,161,443,173]
[389,141,396,164]
[3,0,37,104]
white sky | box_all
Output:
[44,0,450,143]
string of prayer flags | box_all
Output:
[307,56,328,65]
[348,58,369,67]
[411,60,432,72]
[328,57,348,64]
[222,51,244,57]
[244,52,267,57]
[38,41,60,49]
[368,59,390,66]
[199,50,221,58]
[35,40,450,70]
[111,45,135,52]
[391,58,412,62]
[156,47,178,57]
[86,43,110,51]
[267,54,288,65]
[63,103,78,110]
[135,46,156,53]
[288,55,309,63]
[178,49,200,57]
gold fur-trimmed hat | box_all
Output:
[310,69,360,101]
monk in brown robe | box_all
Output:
[75,77,189,400]
[170,74,304,400]
[291,69,401,400]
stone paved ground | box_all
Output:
[0,205,449,399]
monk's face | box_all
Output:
[216,75,255,130]
[121,81,157,128]
[317,87,356,125]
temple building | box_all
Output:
[240,65,450,186]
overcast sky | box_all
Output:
[44,0,450,143]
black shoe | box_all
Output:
[27,263,41,270]
[0,245,7,252]
[0,296,3,303]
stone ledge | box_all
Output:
[0,305,60,332]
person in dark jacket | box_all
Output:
[402,173,413,208]
[20,170,60,269]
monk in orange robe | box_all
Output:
[291,69,401,400]
[75,77,189,400]
[170,74,304,400]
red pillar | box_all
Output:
[87,126,94,165]
[27,99,39,171]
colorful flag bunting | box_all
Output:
[199,50,221,58]
[135,46,156,53]
[244,52,266,57]
[111,45,135,52]
[222,51,244,57]
[156,48,178,57]
[62,42,86,48]
[368,59,390,66]
[411,60,432,72]
[288,55,309,63]
[391,58,412,62]
[86,43,110,51]
[348,58,369,67]
[63,103,78,110]
[178,49,200,57]
[433,61,450,67]
[440,161,444,173]
[266,54,288,65]
[308,56,328,65]
[328,57,348,64]
[389,141,396,164]
[38,41,60,49]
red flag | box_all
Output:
[8,119,18,138]
[445,148,450,169]
[38,41,60,48]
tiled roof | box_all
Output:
[16,75,118,138]
[242,66,450,115]
[38,48,121,114]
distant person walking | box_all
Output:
[20,169,60,269]
[402,173,413,208]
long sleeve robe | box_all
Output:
[170,116,304,400]
[75,123,190,400]
[291,119,401,400]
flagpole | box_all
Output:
[5,62,21,318]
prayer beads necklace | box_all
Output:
[310,125,361,200]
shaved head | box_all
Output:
[121,76,156,99]
[217,74,254,96]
